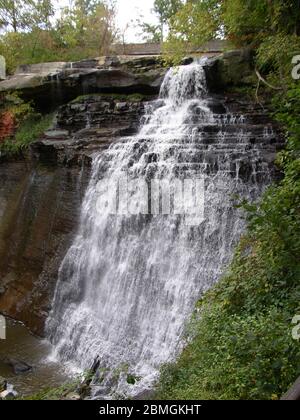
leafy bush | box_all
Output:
[156,83,300,401]
[0,96,53,154]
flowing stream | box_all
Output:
[47,61,275,398]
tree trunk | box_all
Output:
[12,1,18,33]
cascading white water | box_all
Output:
[47,61,274,397]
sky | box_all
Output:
[54,0,156,42]
[116,0,156,42]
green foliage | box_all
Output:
[21,371,93,400]
[153,0,183,24]
[137,0,183,44]
[222,0,300,46]
[136,22,162,44]
[157,224,300,399]
[0,1,117,73]
[164,0,221,63]
[157,80,300,400]
[0,0,54,33]
[158,306,300,400]
[71,93,152,103]
[163,0,300,66]
[0,96,53,154]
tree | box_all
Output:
[164,0,221,62]
[136,19,161,44]
[222,0,300,45]
[153,0,183,41]
[0,0,54,33]
[29,0,54,30]
[136,0,183,43]
[0,0,26,32]
[55,0,117,55]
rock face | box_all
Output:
[32,94,149,166]
[0,51,255,109]
[0,51,284,337]
[0,160,89,335]
[204,49,255,92]
[0,94,149,335]
[3,358,32,375]
[0,57,165,110]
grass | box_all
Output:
[156,83,300,401]
[156,236,300,400]
[71,93,153,104]
[19,371,94,400]
[0,113,54,155]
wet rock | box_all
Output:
[44,130,69,139]
[115,102,128,112]
[65,392,81,401]
[181,57,194,65]
[205,98,227,114]
[6,358,33,375]
[204,48,255,93]
[0,161,88,335]
[0,58,165,111]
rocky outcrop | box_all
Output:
[0,376,6,392]
[0,57,165,111]
[0,161,89,335]
[0,50,254,109]
[32,94,150,166]
[0,94,149,334]
[2,358,32,375]
[0,50,283,338]
[204,49,255,92]
[0,51,256,110]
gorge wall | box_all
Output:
[0,161,88,334]
[0,51,284,397]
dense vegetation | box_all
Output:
[0,94,53,154]
[0,0,299,401]
[156,0,300,400]
[0,0,117,74]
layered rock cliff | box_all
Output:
[0,51,284,338]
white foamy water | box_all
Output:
[46,61,275,398]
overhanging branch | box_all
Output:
[255,68,283,91]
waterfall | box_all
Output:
[47,61,275,398]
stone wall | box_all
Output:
[0,94,150,335]
[0,160,89,335]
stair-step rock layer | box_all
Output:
[0,53,284,337]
